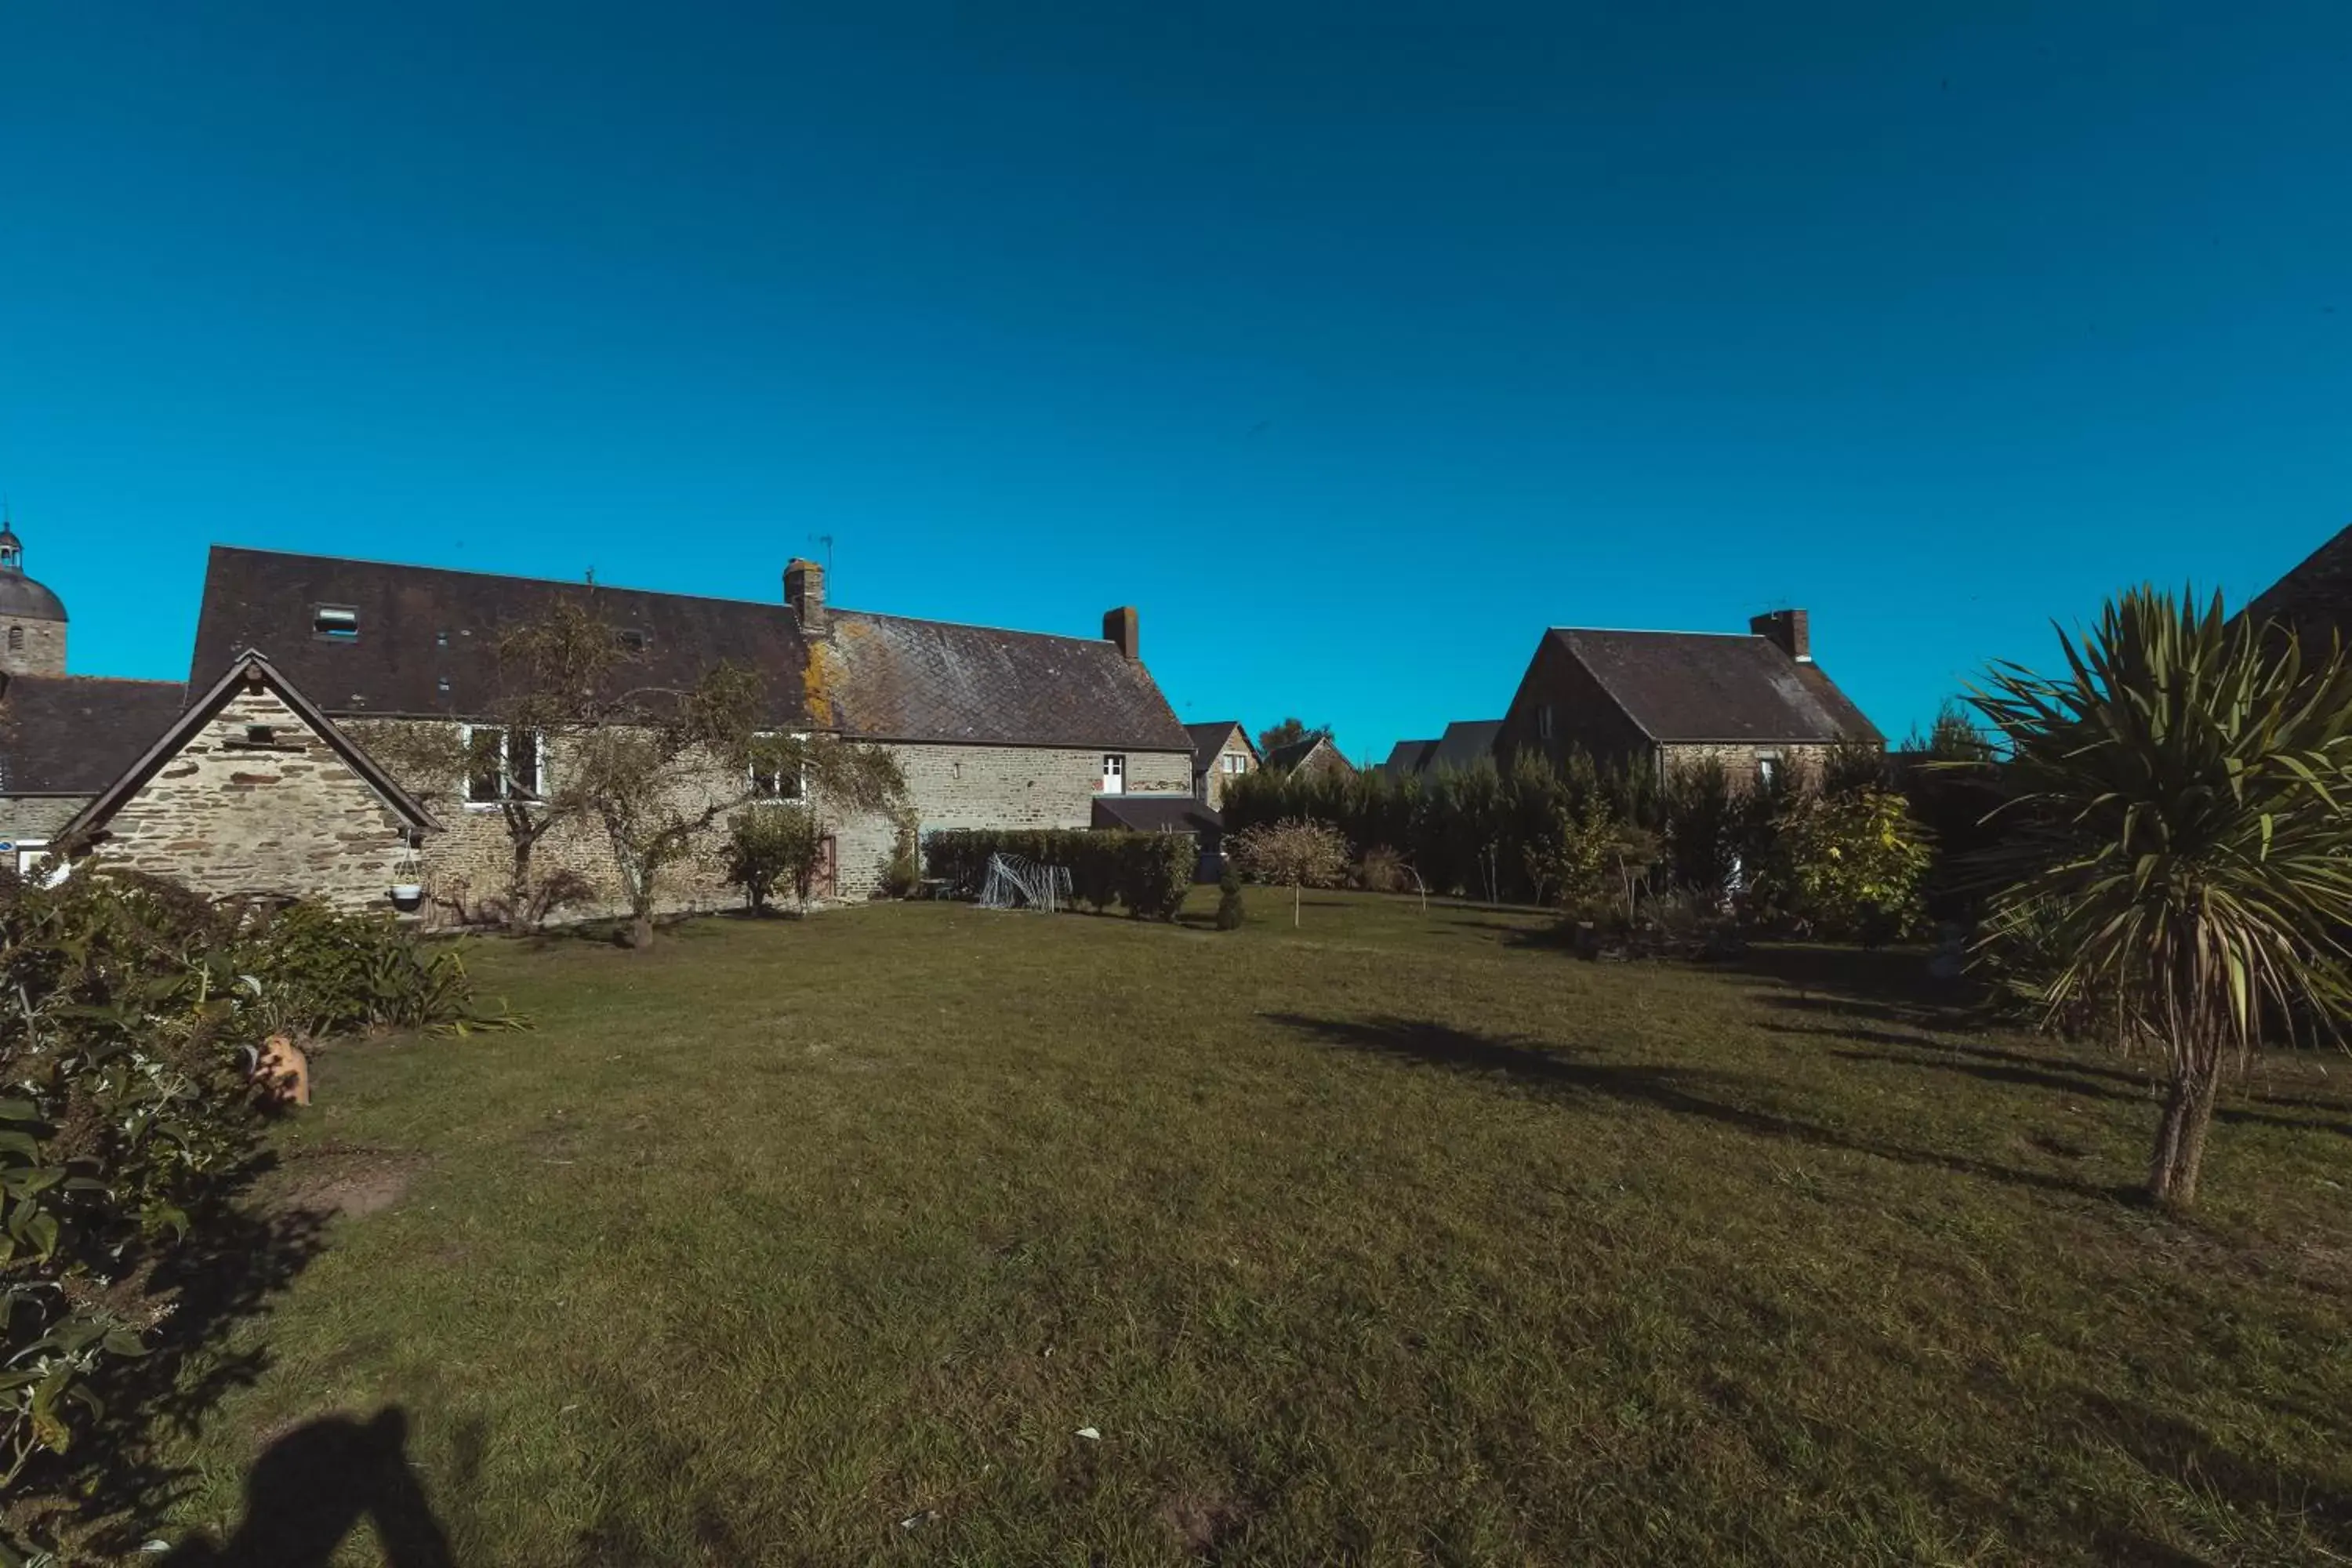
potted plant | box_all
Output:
[390,849,425,912]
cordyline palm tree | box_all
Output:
[1970,586,2352,1211]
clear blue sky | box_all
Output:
[4,3,2347,757]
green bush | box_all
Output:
[924,830,1195,920]
[0,869,517,1552]
[880,815,921,900]
[1773,788,1932,942]
[1215,863,1247,930]
[724,807,825,913]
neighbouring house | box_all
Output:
[1493,609,1880,787]
[1263,732,1354,779]
[174,546,1193,920]
[1378,720,1502,779]
[1184,720,1258,807]
[2245,521,2352,648]
[56,651,438,911]
[1091,793,1227,880]
[0,521,190,872]
[1381,738,1438,777]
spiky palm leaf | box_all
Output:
[1970,586,2352,1206]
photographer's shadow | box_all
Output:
[165,1406,454,1568]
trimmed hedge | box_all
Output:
[924,829,1194,920]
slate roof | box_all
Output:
[1264,735,1340,773]
[812,612,1191,751]
[1552,630,1881,744]
[191,547,814,724]
[2246,524,2352,644]
[1382,738,1439,776]
[0,676,187,795]
[1428,720,1503,772]
[1091,796,1221,836]
[1184,720,1254,775]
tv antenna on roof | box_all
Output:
[811,534,835,579]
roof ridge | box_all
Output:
[1555,626,1763,639]
[831,607,1123,648]
[205,544,796,613]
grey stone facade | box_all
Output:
[90,685,418,913]
[0,619,65,679]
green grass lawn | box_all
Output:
[147,891,2352,1565]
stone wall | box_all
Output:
[836,742,1192,898]
[346,719,749,929]
[1200,729,1255,808]
[93,687,416,913]
[350,720,1190,920]
[1659,742,1837,793]
[0,619,65,679]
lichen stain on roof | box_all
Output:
[819,611,1192,750]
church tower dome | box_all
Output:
[0,511,69,677]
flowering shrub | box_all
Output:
[1777,788,1931,940]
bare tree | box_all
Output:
[1230,818,1350,927]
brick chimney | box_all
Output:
[1102,605,1139,661]
[786,559,826,637]
[1751,608,1811,663]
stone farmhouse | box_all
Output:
[1380,610,1878,786]
[1183,720,1258,808]
[0,524,1201,920]
[1491,610,1880,786]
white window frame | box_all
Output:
[459,724,548,808]
[1100,753,1127,795]
[1755,750,1783,789]
[748,731,808,804]
[1222,753,1247,774]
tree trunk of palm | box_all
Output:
[2148,1054,2223,1210]
[1292,881,1301,928]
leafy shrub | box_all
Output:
[1214,863,1247,930]
[1229,818,1350,927]
[1773,788,1932,941]
[1353,845,1410,894]
[723,806,825,913]
[924,830,1194,920]
[880,815,921,900]
[0,869,518,1550]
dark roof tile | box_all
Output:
[190,546,812,725]
[1553,630,1880,744]
[0,676,187,795]
[815,612,1191,751]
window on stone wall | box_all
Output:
[1100,753,1126,795]
[1223,753,1247,774]
[1755,751,1783,790]
[5,627,20,652]
[749,732,806,801]
[461,726,545,805]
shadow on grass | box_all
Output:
[1265,1012,2128,1200]
[2071,1389,2352,1559]
[162,1407,456,1567]
[58,1160,334,1556]
[1813,1035,2352,1141]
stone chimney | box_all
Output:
[786,559,826,637]
[1102,605,1139,661]
[1751,608,1811,663]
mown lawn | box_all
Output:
[149,891,2352,1565]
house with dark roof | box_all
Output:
[1493,609,1880,788]
[1263,732,1354,779]
[179,546,1194,916]
[2245,521,2352,648]
[1183,720,1258,808]
[0,520,192,869]
[1379,720,1503,779]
